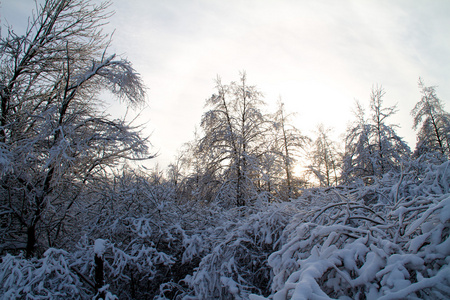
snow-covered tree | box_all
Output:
[0,0,150,257]
[342,86,410,184]
[175,129,222,203]
[199,73,269,206]
[412,78,450,159]
[269,100,308,198]
[308,124,341,187]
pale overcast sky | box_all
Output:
[2,0,450,170]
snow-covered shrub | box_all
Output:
[70,235,175,299]
[2,158,448,299]
[257,159,450,299]
[180,202,299,299]
[76,171,228,298]
[265,195,450,299]
[0,249,92,299]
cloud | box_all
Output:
[3,0,449,169]
[104,0,448,167]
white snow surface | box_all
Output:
[94,239,107,256]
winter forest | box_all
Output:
[1,0,449,299]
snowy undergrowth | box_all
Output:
[177,203,300,299]
[256,160,450,299]
[1,160,449,299]
[265,197,450,299]
[0,249,91,299]
[175,160,450,299]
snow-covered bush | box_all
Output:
[0,249,92,299]
[257,159,450,299]
[71,236,175,299]
[178,203,299,299]
[2,158,448,299]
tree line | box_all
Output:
[162,75,449,204]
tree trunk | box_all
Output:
[95,254,105,299]
[26,224,37,258]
